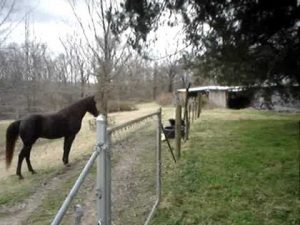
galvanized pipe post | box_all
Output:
[74,204,83,225]
[51,146,101,225]
[156,108,162,201]
[96,115,111,225]
[144,109,162,225]
[106,133,112,224]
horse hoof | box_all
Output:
[18,175,24,180]
[31,170,37,174]
[65,163,71,167]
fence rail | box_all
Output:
[51,144,104,225]
[51,109,162,225]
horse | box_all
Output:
[5,96,99,179]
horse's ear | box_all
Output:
[93,95,102,114]
[91,95,99,116]
[92,96,97,105]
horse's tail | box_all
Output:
[6,120,20,169]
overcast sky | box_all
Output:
[6,0,76,53]
[5,0,185,58]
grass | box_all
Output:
[151,109,299,225]
[0,167,58,206]
[0,120,12,147]
[1,105,298,224]
[25,164,96,225]
[27,120,160,225]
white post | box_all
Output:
[96,115,111,225]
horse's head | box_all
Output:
[87,96,99,117]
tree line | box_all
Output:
[0,39,187,119]
[2,0,297,118]
[0,0,191,119]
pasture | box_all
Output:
[151,109,299,225]
[0,106,299,224]
[0,102,166,224]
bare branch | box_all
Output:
[0,0,15,27]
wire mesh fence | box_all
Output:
[51,110,161,225]
[109,118,158,225]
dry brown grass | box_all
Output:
[155,92,175,106]
[0,103,164,181]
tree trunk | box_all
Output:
[168,78,173,93]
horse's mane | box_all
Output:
[58,96,95,114]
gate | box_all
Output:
[51,109,161,225]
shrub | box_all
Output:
[108,101,137,113]
[156,92,175,106]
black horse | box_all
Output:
[5,96,98,179]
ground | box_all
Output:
[150,108,299,225]
[0,103,168,225]
[1,105,298,225]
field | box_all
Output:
[0,106,299,224]
[151,109,299,225]
[0,102,167,225]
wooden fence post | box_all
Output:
[183,83,191,141]
[191,100,194,122]
[197,93,202,118]
[175,104,182,160]
[193,98,196,122]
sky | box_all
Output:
[7,0,77,53]
[4,0,185,58]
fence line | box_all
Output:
[51,109,162,225]
[51,144,104,225]
[108,108,162,225]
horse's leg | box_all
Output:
[63,135,76,166]
[16,145,30,179]
[25,146,36,174]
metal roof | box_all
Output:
[177,85,243,93]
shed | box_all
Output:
[177,86,243,108]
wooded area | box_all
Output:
[0,0,299,119]
[0,40,187,119]
[0,0,190,119]
[115,0,299,87]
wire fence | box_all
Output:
[109,117,158,224]
[51,109,161,225]
[108,110,161,225]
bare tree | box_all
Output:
[0,0,16,44]
[164,59,181,93]
[60,34,92,97]
[69,0,130,117]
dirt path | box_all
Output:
[0,158,91,225]
[77,125,157,225]
[0,103,160,225]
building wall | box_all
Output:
[209,90,227,108]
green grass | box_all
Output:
[0,167,59,207]
[26,165,95,225]
[151,109,299,225]
[27,123,159,225]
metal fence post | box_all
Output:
[74,204,83,225]
[107,133,112,225]
[156,108,162,201]
[96,115,111,225]
[144,109,162,225]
